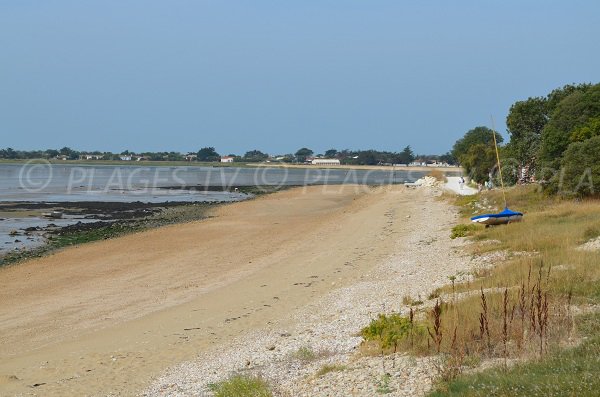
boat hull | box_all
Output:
[471,214,523,225]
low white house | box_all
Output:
[221,156,234,163]
[311,158,340,166]
[79,154,104,160]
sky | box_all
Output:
[1,1,599,156]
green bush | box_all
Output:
[292,346,317,361]
[361,313,426,352]
[450,224,478,239]
[208,375,272,397]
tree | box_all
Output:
[0,148,17,159]
[295,147,313,162]
[552,135,600,197]
[44,149,59,159]
[59,146,76,158]
[438,152,455,165]
[538,83,600,170]
[570,116,600,142]
[197,147,220,162]
[397,145,415,165]
[324,149,338,158]
[452,126,503,164]
[452,127,503,183]
[243,150,269,162]
[357,150,378,165]
[546,83,592,113]
[461,143,497,183]
[505,96,547,177]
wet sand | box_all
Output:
[0,184,427,396]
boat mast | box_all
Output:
[490,116,507,208]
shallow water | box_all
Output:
[0,163,437,253]
[0,216,98,253]
[0,163,429,203]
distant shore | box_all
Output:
[0,158,460,173]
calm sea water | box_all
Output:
[0,163,433,203]
[0,163,443,253]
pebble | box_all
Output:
[144,187,478,397]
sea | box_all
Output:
[0,163,440,253]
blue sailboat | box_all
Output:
[470,118,524,226]
[471,207,523,225]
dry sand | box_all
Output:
[0,184,446,396]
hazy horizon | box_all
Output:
[1,1,599,155]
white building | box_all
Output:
[79,154,104,160]
[311,158,340,166]
[220,156,234,163]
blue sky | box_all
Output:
[1,1,599,155]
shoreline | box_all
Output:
[1,183,463,396]
[0,158,460,173]
[0,186,290,267]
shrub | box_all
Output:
[208,375,272,397]
[450,224,478,239]
[316,364,347,377]
[361,313,427,353]
[292,346,317,361]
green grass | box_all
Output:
[424,186,600,395]
[315,364,347,377]
[429,332,600,396]
[450,223,479,239]
[292,346,318,361]
[208,374,273,397]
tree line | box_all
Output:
[0,145,456,166]
[452,82,600,196]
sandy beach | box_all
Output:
[0,183,469,396]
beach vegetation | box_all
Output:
[450,224,478,239]
[361,312,428,355]
[428,315,600,397]
[0,204,213,267]
[208,374,272,397]
[292,346,318,362]
[375,373,394,394]
[364,184,600,395]
[402,295,424,306]
[315,363,347,377]
[425,186,600,394]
